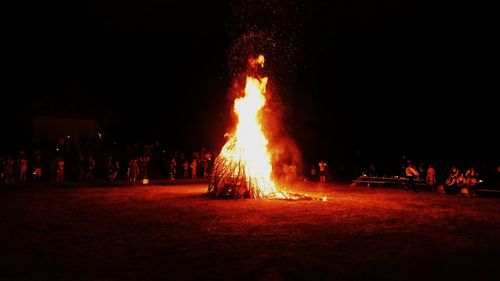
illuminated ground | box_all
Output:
[1,182,499,281]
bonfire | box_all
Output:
[208,55,288,199]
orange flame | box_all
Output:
[217,56,285,198]
[210,54,325,201]
[249,54,265,68]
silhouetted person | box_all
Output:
[404,162,419,192]
[19,156,28,182]
[33,153,42,181]
[106,156,119,183]
[127,159,139,185]
[86,156,95,182]
[56,158,65,184]
[318,160,327,183]
[426,164,437,189]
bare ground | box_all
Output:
[1,182,500,281]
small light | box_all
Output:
[67,135,71,139]
[322,196,327,202]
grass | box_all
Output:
[1,182,499,281]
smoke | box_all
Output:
[223,0,318,176]
[269,135,304,180]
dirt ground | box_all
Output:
[1,181,499,281]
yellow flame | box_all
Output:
[217,69,283,198]
[249,54,265,68]
[257,54,265,67]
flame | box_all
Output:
[209,54,325,201]
[216,56,285,198]
[249,54,265,68]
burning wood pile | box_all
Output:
[208,55,288,199]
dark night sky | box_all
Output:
[3,1,497,162]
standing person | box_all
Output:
[318,160,327,183]
[202,159,209,178]
[190,159,197,179]
[404,161,419,192]
[139,156,148,181]
[170,157,177,180]
[56,157,65,184]
[426,164,437,189]
[182,160,189,178]
[127,159,140,185]
[33,153,42,181]
[86,155,95,182]
[203,151,212,178]
[106,156,119,183]
[19,155,28,183]
[418,163,425,180]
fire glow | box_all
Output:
[208,54,324,201]
[208,55,286,199]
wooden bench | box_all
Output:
[352,175,427,187]
[477,188,500,193]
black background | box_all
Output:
[3,1,497,163]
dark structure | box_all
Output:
[25,95,114,145]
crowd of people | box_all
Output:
[1,136,499,197]
[375,160,500,196]
[441,165,483,196]
[401,160,497,196]
[0,136,215,186]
